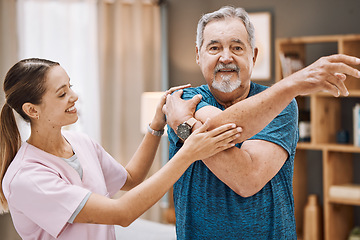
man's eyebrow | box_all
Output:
[232,39,246,45]
[206,40,220,47]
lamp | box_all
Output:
[140,92,167,136]
[140,91,170,210]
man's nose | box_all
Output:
[219,49,233,64]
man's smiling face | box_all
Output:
[196,17,257,104]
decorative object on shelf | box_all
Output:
[336,129,349,144]
[279,52,305,78]
[299,109,311,142]
[329,184,360,201]
[303,194,322,240]
[348,226,360,240]
[353,104,360,146]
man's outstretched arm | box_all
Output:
[164,54,360,196]
[167,54,360,142]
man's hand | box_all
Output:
[287,54,360,97]
[163,90,202,131]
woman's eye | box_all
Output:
[59,92,66,98]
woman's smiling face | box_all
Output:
[35,65,79,129]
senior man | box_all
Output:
[164,6,360,240]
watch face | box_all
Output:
[177,123,191,141]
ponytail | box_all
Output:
[0,103,21,212]
[0,58,58,213]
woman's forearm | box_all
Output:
[114,149,193,226]
[122,131,163,190]
[75,146,193,227]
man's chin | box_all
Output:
[211,81,241,93]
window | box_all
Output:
[17,0,100,142]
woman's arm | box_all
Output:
[74,120,241,226]
[121,85,191,190]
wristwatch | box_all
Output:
[176,117,198,141]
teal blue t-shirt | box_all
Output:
[167,82,299,240]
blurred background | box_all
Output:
[1,0,360,239]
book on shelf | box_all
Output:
[354,104,360,147]
[279,52,304,78]
[329,184,360,200]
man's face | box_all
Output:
[196,18,257,103]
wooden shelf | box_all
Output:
[309,90,360,98]
[297,142,360,153]
[277,34,360,240]
[328,197,360,206]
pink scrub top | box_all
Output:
[2,131,128,239]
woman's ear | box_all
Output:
[22,103,39,120]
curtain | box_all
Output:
[16,0,101,142]
[98,0,163,222]
[0,0,18,104]
[0,1,22,239]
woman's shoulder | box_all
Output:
[2,143,48,198]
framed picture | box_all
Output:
[248,12,271,81]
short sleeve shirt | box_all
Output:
[167,82,299,240]
[2,131,128,240]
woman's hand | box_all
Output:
[179,119,242,162]
[150,84,191,131]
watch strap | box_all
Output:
[185,117,197,128]
[147,124,164,136]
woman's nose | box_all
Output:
[70,89,79,102]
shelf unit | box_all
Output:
[276,34,360,240]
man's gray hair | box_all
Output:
[196,6,256,53]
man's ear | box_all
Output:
[22,103,39,120]
[252,47,259,65]
[196,47,200,65]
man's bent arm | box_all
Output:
[195,105,289,197]
[188,55,360,196]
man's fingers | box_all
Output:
[325,54,360,78]
[189,94,202,107]
[171,89,183,98]
[330,62,360,79]
[321,80,342,97]
[327,54,360,65]
[327,73,348,96]
[334,72,346,81]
